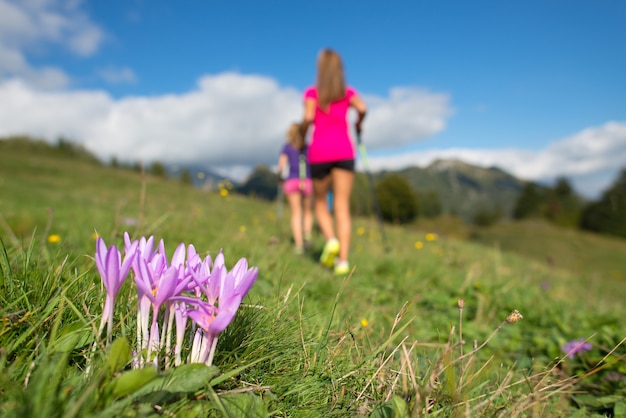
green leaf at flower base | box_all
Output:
[106,337,132,374]
[109,367,159,398]
[614,402,625,418]
[122,363,219,401]
[369,395,408,418]
[160,363,219,393]
[219,393,270,417]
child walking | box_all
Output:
[277,123,314,254]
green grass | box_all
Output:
[468,219,626,315]
[1,138,625,417]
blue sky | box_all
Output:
[1,0,625,197]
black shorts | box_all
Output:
[310,159,355,180]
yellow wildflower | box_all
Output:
[47,234,61,243]
[414,241,423,249]
[361,318,369,327]
[425,233,438,241]
[356,227,365,236]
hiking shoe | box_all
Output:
[294,245,304,255]
[334,260,350,275]
[319,238,339,268]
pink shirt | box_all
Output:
[304,86,357,163]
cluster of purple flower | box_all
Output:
[95,232,258,368]
[561,338,592,359]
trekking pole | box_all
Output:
[356,132,390,253]
[276,183,284,219]
[275,178,284,239]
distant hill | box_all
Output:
[166,163,230,191]
[234,165,279,200]
[373,159,529,221]
[231,158,531,221]
[0,136,233,192]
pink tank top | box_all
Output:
[304,86,357,164]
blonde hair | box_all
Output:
[316,49,346,110]
[286,122,305,151]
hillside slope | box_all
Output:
[1,137,623,308]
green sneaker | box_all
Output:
[319,238,339,268]
[334,260,350,275]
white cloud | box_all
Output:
[67,21,103,56]
[98,66,137,84]
[363,87,453,148]
[0,0,104,87]
[0,74,304,165]
[0,78,111,138]
[542,122,626,176]
[0,72,451,166]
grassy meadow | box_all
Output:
[1,138,625,417]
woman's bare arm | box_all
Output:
[277,153,288,180]
[300,97,317,138]
[350,95,367,133]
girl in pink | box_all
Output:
[277,123,313,254]
[301,49,367,275]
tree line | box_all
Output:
[236,163,625,240]
[512,170,626,239]
[347,169,625,241]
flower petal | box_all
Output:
[104,244,121,293]
[171,242,186,269]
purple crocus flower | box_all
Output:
[186,255,258,365]
[125,233,156,268]
[186,244,201,271]
[186,302,219,365]
[562,338,592,359]
[226,257,258,301]
[134,253,172,305]
[215,256,258,334]
[131,250,179,366]
[95,236,137,341]
[99,233,259,370]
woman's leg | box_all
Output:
[313,176,334,240]
[331,168,354,263]
[286,193,303,249]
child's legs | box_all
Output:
[313,176,334,241]
[286,193,304,247]
[331,168,354,262]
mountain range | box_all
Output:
[374,159,528,220]
[232,159,531,222]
